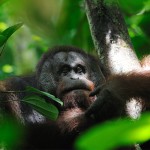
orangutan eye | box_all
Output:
[61,66,70,75]
[75,65,86,74]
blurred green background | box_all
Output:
[0,0,150,79]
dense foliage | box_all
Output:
[0,0,150,149]
[0,0,150,79]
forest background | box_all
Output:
[0,0,150,80]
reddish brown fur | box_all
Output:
[107,71,150,101]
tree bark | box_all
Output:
[85,0,141,76]
[84,3,143,143]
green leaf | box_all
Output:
[0,118,23,149]
[1,22,23,38]
[22,95,59,120]
[0,23,23,47]
[75,113,150,150]
[25,86,63,106]
[0,35,6,46]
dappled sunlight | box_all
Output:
[0,22,7,31]
[2,64,13,73]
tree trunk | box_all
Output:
[85,0,141,76]
[84,3,143,147]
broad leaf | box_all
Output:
[75,113,150,150]
[0,23,23,47]
[26,86,63,106]
[0,35,6,46]
[22,95,59,120]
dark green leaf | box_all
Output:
[0,23,23,47]
[75,113,150,150]
[2,22,23,38]
[22,95,59,120]
[0,34,6,47]
[26,86,63,106]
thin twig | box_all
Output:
[0,91,26,93]
[0,99,23,103]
